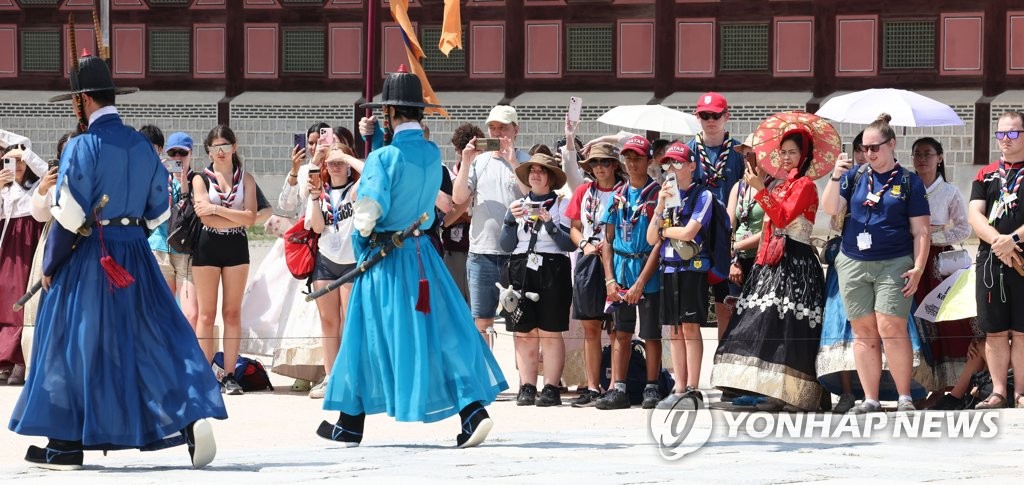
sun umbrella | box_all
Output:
[815,89,964,127]
[750,111,841,180]
[914,268,977,322]
[596,105,701,136]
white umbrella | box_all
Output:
[816,89,964,127]
[597,105,702,136]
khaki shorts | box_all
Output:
[834,252,913,320]
[153,251,193,283]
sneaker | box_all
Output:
[755,397,787,412]
[833,393,856,414]
[642,386,661,409]
[25,444,83,471]
[456,402,493,448]
[183,419,217,469]
[516,384,537,406]
[896,398,917,412]
[658,387,703,410]
[595,388,630,410]
[536,384,562,407]
[221,374,244,395]
[928,393,963,411]
[7,364,25,386]
[571,389,601,408]
[308,380,328,399]
[849,400,882,414]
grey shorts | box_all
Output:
[834,252,913,320]
[153,251,193,283]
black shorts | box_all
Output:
[505,253,572,333]
[660,271,709,326]
[192,229,249,268]
[312,253,356,282]
[712,278,739,303]
[612,291,662,340]
[976,253,1024,333]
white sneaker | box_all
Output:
[308,380,328,399]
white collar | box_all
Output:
[88,106,119,126]
[925,174,945,194]
[393,122,422,134]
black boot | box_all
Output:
[182,419,217,469]
[316,412,364,447]
[25,439,84,471]
[456,401,493,449]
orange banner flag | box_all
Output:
[390,0,448,117]
[439,0,462,56]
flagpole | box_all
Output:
[364,0,378,157]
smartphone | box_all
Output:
[308,167,322,188]
[664,172,682,208]
[2,157,14,173]
[743,151,758,172]
[318,127,336,146]
[47,158,60,170]
[294,133,307,151]
[567,96,583,122]
[163,158,182,173]
[528,201,542,217]
[477,138,501,152]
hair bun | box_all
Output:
[876,113,892,123]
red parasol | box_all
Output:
[751,111,841,180]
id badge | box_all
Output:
[622,222,633,243]
[527,253,543,271]
[451,225,464,242]
[1005,193,1018,204]
[866,193,881,204]
[989,200,1005,225]
[857,231,872,251]
[665,245,675,258]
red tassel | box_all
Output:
[416,279,430,314]
[100,255,135,289]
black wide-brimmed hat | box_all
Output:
[359,64,442,109]
[49,55,139,103]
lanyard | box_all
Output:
[999,160,1024,210]
[862,164,901,208]
[695,132,734,187]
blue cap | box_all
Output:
[165,132,193,153]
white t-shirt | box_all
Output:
[510,195,570,255]
[466,149,529,254]
[308,181,357,264]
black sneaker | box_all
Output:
[928,393,964,411]
[596,388,631,410]
[456,402,493,448]
[222,374,244,395]
[25,442,83,471]
[642,386,661,409]
[183,419,217,469]
[516,384,537,406]
[571,389,601,408]
[316,412,365,447]
[536,384,562,407]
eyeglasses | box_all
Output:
[167,149,190,157]
[589,159,616,168]
[698,112,724,121]
[326,160,347,167]
[209,144,232,155]
[660,161,688,171]
[860,139,891,153]
[995,131,1024,141]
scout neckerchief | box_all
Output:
[861,164,902,208]
[695,132,734,187]
[614,177,658,225]
[204,162,242,207]
[736,180,758,223]
[583,179,625,239]
[322,180,356,228]
[523,193,559,234]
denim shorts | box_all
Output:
[467,252,509,319]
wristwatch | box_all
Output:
[829,175,842,182]
[1013,233,1021,244]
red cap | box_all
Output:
[659,142,695,164]
[620,135,652,158]
[695,92,728,114]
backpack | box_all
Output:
[684,185,733,284]
[167,172,203,254]
[212,352,275,392]
[600,339,674,405]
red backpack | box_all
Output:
[283,218,319,279]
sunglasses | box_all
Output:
[860,138,891,153]
[167,149,190,157]
[209,144,232,155]
[698,112,724,121]
[996,131,1024,141]
[589,159,617,168]
[660,161,689,171]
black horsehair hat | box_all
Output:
[360,65,442,109]
[48,54,139,103]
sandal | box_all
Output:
[1015,394,1024,409]
[974,392,1008,410]
[291,379,312,392]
